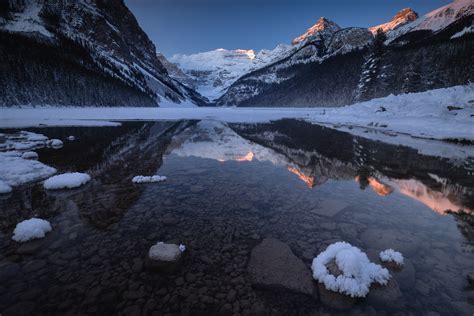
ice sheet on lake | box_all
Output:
[0,152,57,187]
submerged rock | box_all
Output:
[247,238,314,296]
[146,242,184,272]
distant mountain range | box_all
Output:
[169,0,473,106]
[0,0,472,107]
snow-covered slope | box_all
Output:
[385,0,474,42]
[168,46,293,101]
[0,0,206,107]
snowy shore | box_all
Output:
[1,85,472,143]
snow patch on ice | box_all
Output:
[312,241,391,297]
[21,151,38,160]
[46,139,63,148]
[12,218,52,242]
[132,175,167,183]
[44,172,91,190]
[0,180,12,194]
[0,152,57,187]
[379,249,404,266]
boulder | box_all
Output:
[146,242,183,272]
[247,238,314,296]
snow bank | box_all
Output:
[12,218,52,242]
[379,249,404,266]
[309,84,474,142]
[0,152,57,187]
[132,175,167,183]
[0,180,12,194]
[312,241,391,297]
[43,172,91,189]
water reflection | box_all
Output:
[0,119,473,315]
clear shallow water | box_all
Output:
[0,120,473,315]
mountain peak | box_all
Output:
[369,7,418,34]
[292,17,341,45]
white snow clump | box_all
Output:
[12,218,52,242]
[132,175,167,183]
[44,172,91,189]
[379,249,404,266]
[311,241,391,297]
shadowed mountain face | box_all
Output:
[0,0,207,107]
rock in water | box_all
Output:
[146,242,183,272]
[247,238,314,296]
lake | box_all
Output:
[0,119,473,315]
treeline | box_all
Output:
[0,31,157,107]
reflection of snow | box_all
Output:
[355,176,394,196]
[312,241,391,297]
[391,178,472,215]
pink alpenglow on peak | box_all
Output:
[292,17,341,45]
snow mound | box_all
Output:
[12,218,52,242]
[67,136,75,141]
[0,180,12,194]
[0,152,57,187]
[46,139,63,148]
[21,151,38,160]
[132,175,167,183]
[311,241,391,297]
[379,249,404,266]
[44,172,91,190]
[179,244,186,252]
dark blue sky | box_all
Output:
[125,0,451,57]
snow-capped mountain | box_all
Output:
[168,17,343,101]
[369,8,418,34]
[168,46,293,101]
[217,0,473,107]
[292,17,341,45]
[0,0,207,107]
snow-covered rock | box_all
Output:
[327,28,373,56]
[46,139,63,148]
[311,241,391,297]
[21,151,38,160]
[0,152,56,187]
[0,180,12,194]
[147,242,185,272]
[43,172,91,190]
[379,249,404,266]
[67,136,75,141]
[131,175,166,183]
[12,218,52,242]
